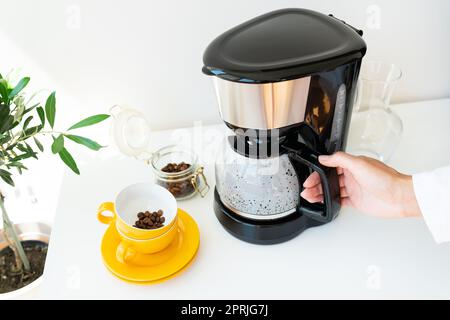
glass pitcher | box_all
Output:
[347,61,403,162]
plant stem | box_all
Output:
[2,228,22,271]
[8,130,64,149]
[0,192,30,272]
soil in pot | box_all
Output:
[0,240,48,294]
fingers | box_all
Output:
[302,162,350,205]
[301,172,323,203]
[319,151,357,169]
[302,183,348,202]
[301,190,350,205]
[300,185,322,201]
[302,189,350,206]
[339,174,346,188]
[304,194,324,203]
[303,171,321,188]
[341,197,352,207]
[304,170,346,188]
[340,186,348,197]
[302,169,347,203]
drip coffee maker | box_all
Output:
[203,8,367,244]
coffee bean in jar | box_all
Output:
[159,162,195,198]
[161,162,190,173]
[134,209,166,229]
[151,146,209,200]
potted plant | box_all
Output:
[0,73,109,295]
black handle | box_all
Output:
[283,140,340,223]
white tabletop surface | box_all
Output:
[32,98,450,299]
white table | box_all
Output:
[36,99,450,299]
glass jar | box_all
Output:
[110,105,210,200]
[150,145,209,200]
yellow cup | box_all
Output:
[97,183,179,263]
[115,221,178,263]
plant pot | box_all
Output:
[0,222,51,299]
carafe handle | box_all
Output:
[283,140,340,223]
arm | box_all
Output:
[301,152,450,244]
[413,167,450,244]
[301,152,421,219]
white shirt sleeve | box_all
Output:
[413,166,450,244]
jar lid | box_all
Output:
[110,105,152,159]
[202,8,367,83]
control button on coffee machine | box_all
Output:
[203,8,367,244]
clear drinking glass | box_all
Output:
[347,61,403,162]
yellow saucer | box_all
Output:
[101,209,200,283]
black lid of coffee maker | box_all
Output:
[202,8,367,83]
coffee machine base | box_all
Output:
[214,189,323,245]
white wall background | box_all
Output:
[0,0,449,130]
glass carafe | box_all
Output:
[215,135,300,220]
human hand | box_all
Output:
[300,152,421,218]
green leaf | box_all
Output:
[13,100,26,123]
[65,134,104,151]
[5,142,16,151]
[24,142,37,159]
[17,143,28,153]
[34,137,44,152]
[0,116,14,133]
[8,77,30,99]
[9,162,28,170]
[68,114,110,130]
[23,102,39,116]
[0,134,11,145]
[58,147,80,174]
[9,162,28,175]
[51,134,64,154]
[23,115,33,130]
[20,125,42,138]
[45,91,56,128]
[0,169,14,186]
[11,153,35,162]
[14,143,38,160]
[0,79,9,104]
[36,106,45,126]
[0,104,10,123]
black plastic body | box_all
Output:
[203,8,367,83]
[213,61,362,244]
[206,8,366,244]
[224,61,361,156]
[214,189,322,245]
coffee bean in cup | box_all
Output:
[134,209,166,229]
